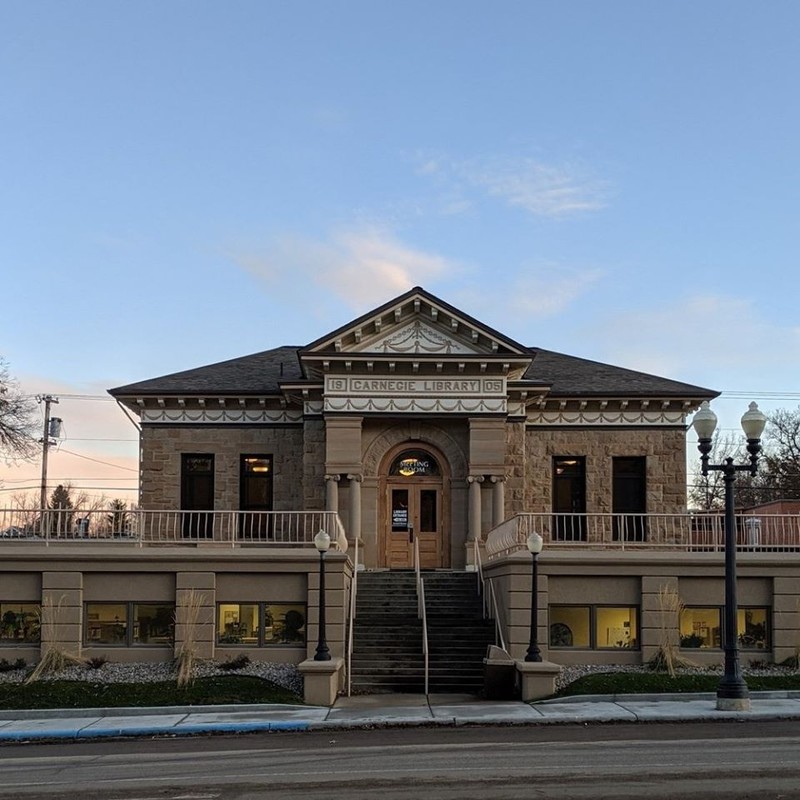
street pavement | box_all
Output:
[1,690,800,741]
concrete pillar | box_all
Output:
[468,475,484,541]
[41,571,83,658]
[325,474,340,513]
[491,476,506,527]
[347,474,362,543]
[175,572,216,660]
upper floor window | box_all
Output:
[240,455,273,510]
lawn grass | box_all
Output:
[0,675,302,710]
[557,671,800,697]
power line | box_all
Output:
[0,485,138,493]
[24,393,114,401]
[53,447,139,472]
[0,476,137,483]
[62,438,138,442]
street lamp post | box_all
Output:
[313,529,331,661]
[525,531,544,662]
[691,400,766,711]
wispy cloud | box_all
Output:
[461,157,609,217]
[449,264,604,341]
[586,295,800,389]
[415,153,610,218]
[507,267,605,316]
[227,226,461,310]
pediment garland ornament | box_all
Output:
[355,320,476,355]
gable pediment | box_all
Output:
[301,286,530,358]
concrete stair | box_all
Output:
[349,570,497,694]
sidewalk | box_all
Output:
[2,691,800,741]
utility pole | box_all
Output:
[37,395,59,510]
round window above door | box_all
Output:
[389,450,440,478]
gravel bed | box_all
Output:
[0,661,303,696]
[1,661,795,699]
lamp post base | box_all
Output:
[717,675,751,712]
[716,696,751,712]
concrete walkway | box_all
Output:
[2,691,800,741]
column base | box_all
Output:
[298,657,344,706]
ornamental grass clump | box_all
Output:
[646,584,696,677]
[25,594,84,684]
[174,589,204,687]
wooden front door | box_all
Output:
[383,447,447,569]
[387,482,442,568]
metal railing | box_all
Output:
[473,538,507,652]
[413,533,429,696]
[0,508,348,550]
[485,512,800,558]
[346,535,360,697]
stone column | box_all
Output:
[491,476,506,527]
[468,475,484,541]
[324,474,340,513]
[347,473,362,543]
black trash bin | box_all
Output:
[483,645,518,700]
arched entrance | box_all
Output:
[380,443,449,569]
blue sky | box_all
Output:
[2,1,799,502]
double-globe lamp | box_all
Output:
[691,400,766,710]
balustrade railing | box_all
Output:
[485,512,800,558]
[0,508,348,549]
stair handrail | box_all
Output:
[413,529,422,618]
[486,578,508,652]
[472,538,484,611]
[420,577,429,695]
[346,534,360,697]
[413,532,430,694]
[473,538,507,651]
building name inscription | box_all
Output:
[323,376,507,415]
[326,377,504,395]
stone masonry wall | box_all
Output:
[522,427,687,514]
[140,426,305,510]
[303,418,326,510]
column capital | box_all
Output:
[490,475,506,484]
[467,475,485,485]
[324,474,341,483]
[346,473,363,483]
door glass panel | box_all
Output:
[391,489,409,532]
[419,489,437,533]
[552,457,586,541]
[613,457,647,541]
[181,454,214,539]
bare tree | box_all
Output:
[688,432,747,510]
[761,406,800,500]
[689,407,800,510]
[0,358,37,463]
